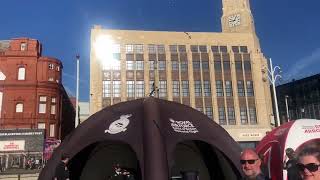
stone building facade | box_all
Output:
[90,0,273,146]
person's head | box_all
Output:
[286,148,295,159]
[240,148,262,179]
[61,153,70,164]
[297,147,320,180]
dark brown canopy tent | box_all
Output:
[39,98,243,180]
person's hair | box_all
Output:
[298,147,320,162]
[61,153,69,161]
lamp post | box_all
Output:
[75,55,80,128]
[285,95,290,121]
[266,58,281,127]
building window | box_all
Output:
[136,81,145,97]
[225,81,233,97]
[158,61,166,71]
[126,61,135,70]
[216,80,224,97]
[190,45,198,52]
[103,81,111,97]
[127,81,135,97]
[157,45,165,54]
[203,81,211,97]
[211,46,219,53]
[112,44,121,53]
[20,42,27,51]
[240,107,248,124]
[235,61,242,72]
[218,107,226,125]
[172,81,180,97]
[136,61,144,70]
[194,81,202,97]
[39,96,47,114]
[18,67,26,80]
[48,77,54,82]
[125,44,134,53]
[201,61,209,70]
[113,81,121,97]
[149,60,155,71]
[249,107,257,124]
[182,81,189,97]
[227,107,236,125]
[193,61,200,70]
[199,45,207,53]
[169,45,177,53]
[232,46,239,53]
[16,103,23,113]
[223,61,230,71]
[51,105,56,115]
[49,124,55,137]
[49,64,54,70]
[219,46,228,53]
[237,81,245,97]
[159,81,167,98]
[134,44,143,54]
[180,62,188,72]
[171,61,179,71]
[246,81,254,96]
[214,61,221,72]
[148,44,157,53]
[205,107,213,119]
[244,61,251,72]
[240,46,248,53]
[178,45,186,52]
[38,123,45,129]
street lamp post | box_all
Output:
[266,58,281,127]
[75,55,80,128]
[285,95,290,121]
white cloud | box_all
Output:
[285,48,320,80]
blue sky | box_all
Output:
[1,0,320,101]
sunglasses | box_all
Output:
[240,159,258,165]
[297,163,320,172]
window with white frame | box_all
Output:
[240,107,248,124]
[158,61,166,71]
[218,107,226,125]
[51,105,56,115]
[112,44,121,53]
[157,45,165,54]
[201,61,209,70]
[171,61,179,71]
[178,45,186,52]
[169,45,177,53]
[182,81,189,97]
[228,107,236,125]
[127,81,135,97]
[203,81,211,97]
[193,61,200,70]
[194,81,202,97]
[126,61,135,70]
[249,107,257,124]
[48,64,54,70]
[16,103,23,113]
[136,81,145,97]
[49,124,55,137]
[172,81,180,97]
[48,77,54,82]
[180,61,188,72]
[113,81,121,97]
[159,81,167,98]
[134,44,143,54]
[246,81,254,96]
[20,42,27,51]
[18,67,25,80]
[149,60,155,71]
[205,107,213,119]
[216,80,224,97]
[199,45,207,53]
[125,44,134,53]
[190,45,199,52]
[39,96,47,113]
[136,61,144,70]
[103,81,111,97]
[148,44,157,53]
[225,81,233,97]
[237,81,245,97]
[38,123,45,129]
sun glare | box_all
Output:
[94,35,119,69]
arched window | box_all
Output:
[18,67,25,80]
[16,103,23,112]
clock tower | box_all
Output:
[221,0,256,33]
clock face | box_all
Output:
[228,14,241,27]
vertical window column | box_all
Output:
[218,107,226,125]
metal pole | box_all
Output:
[270,58,281,126]
[75,55,80,128]
[285,95,289,121]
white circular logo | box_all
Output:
[105,114,132,134]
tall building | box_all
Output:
[90,0,273,146]
[0,38,75,140]
[277,74,320,124]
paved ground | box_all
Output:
[0,173,39,180]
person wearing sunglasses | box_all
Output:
[240,148,269,180]
[297,147,320,180]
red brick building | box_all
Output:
[0,38,75,140]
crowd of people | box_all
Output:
[240,147,320,180]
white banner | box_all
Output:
[0,140,25,151]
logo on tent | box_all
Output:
[105,114,132,134]
[170,118,199,134]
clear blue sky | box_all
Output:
[1,0,320,101]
